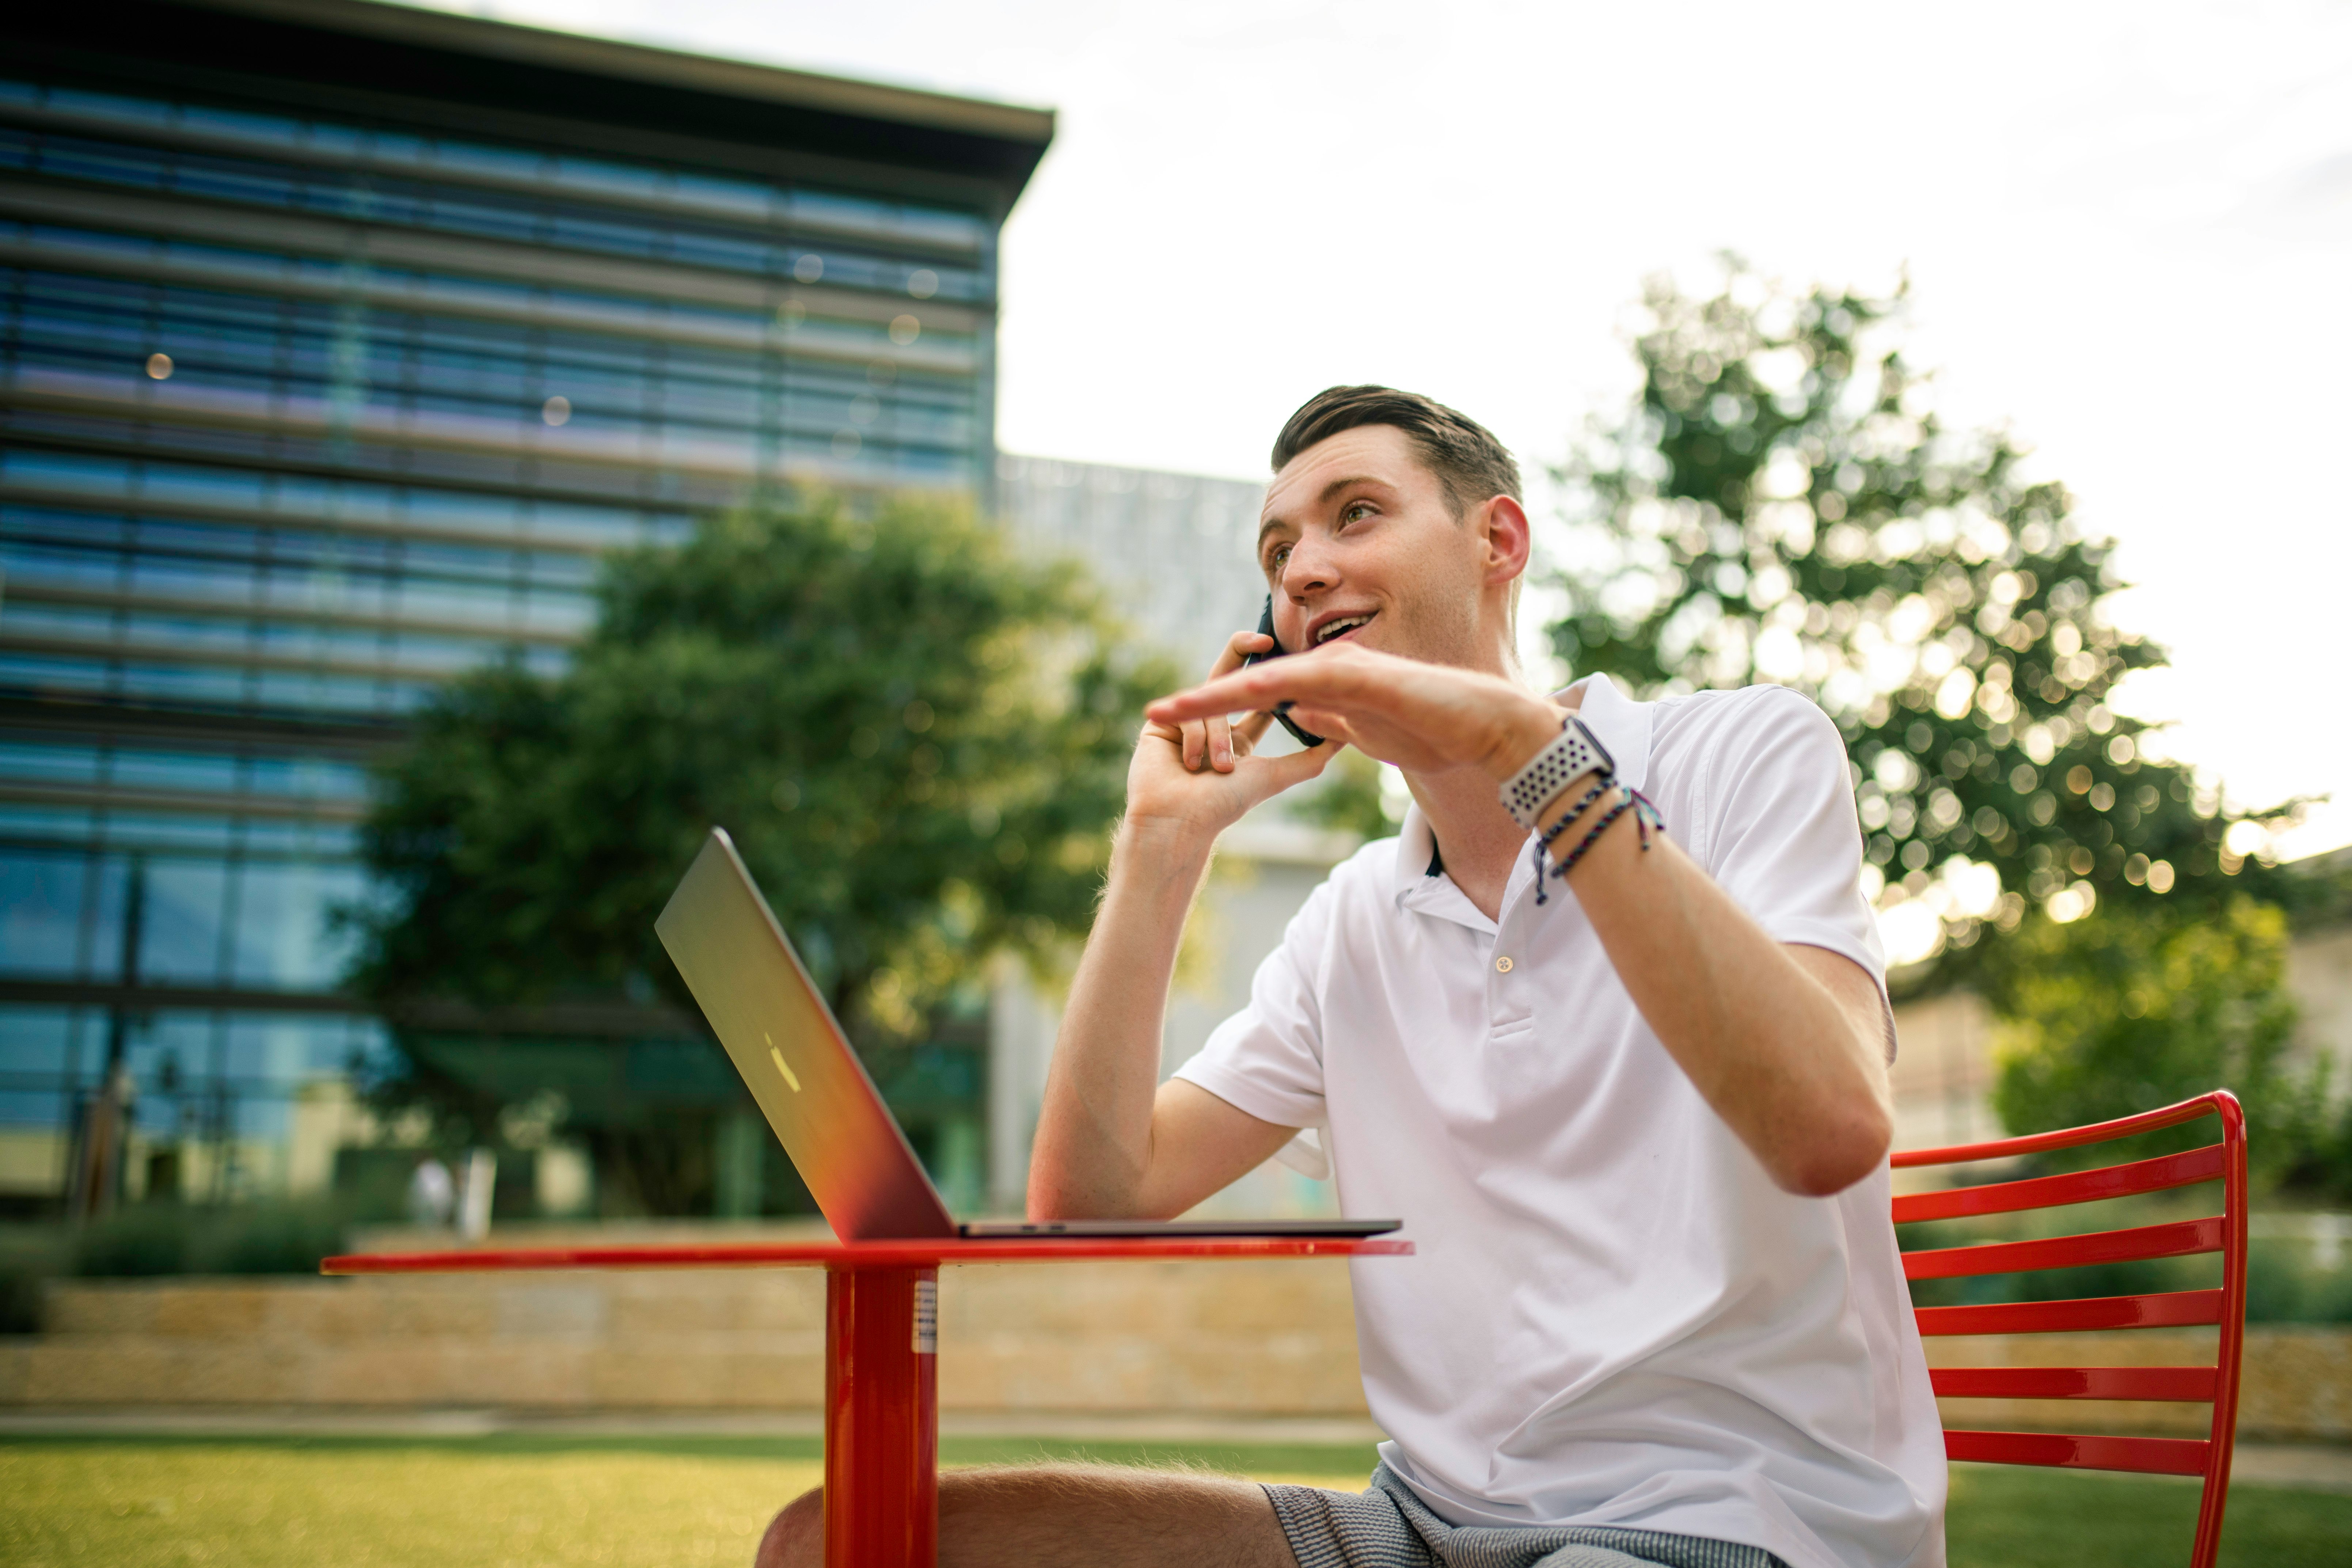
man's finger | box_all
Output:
[1287,708,1359,749]
[1149,653,1374,728]
[1210,628,1273,678]
[1255,734,1338,792]
[1183,629,1271,775]
[1234,709,1274,750]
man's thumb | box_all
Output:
[1267,740,1341,790]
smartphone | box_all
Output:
[1242,593,1326,748]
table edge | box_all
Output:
[320,1237,1415,1275]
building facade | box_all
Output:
[986,453,1369,1217]
[0,0,1049,1216]
[993,454,1274,677]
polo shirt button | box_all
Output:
[1495,956,1513,973]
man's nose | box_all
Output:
[1279,537,1338,600]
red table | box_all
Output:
[322,1235,1411,1567]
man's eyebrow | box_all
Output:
[1316,474,1389,505]
[1255,475,1392,549]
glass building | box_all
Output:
[0,0,1049,1216]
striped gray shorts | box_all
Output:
[1263,1465,1790,1568]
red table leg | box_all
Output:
[824,1263,939,1568]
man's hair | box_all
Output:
[1270,386,1522,516]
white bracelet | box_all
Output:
[1498,717,1614,829]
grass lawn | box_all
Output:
[1,1434,2346,1566]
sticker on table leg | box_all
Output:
[913,1277,937,1355]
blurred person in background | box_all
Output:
[762,387,1943,1568]
[406,1156,455,1229]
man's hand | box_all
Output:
[1026,629,1335,1225]
[1126,629,1338,840]
[1145,642,1559,787]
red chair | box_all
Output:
[1892,1091,2248,1568]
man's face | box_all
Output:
[1256,423,1493,670]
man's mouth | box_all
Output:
[1312,611,1377,647]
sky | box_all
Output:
[415,0,2352,860]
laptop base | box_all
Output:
[957,1218,1399,1239]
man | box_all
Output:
[760,387,1945,1568]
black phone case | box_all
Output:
[1243,594,1326,748]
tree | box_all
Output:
[347,498,1172,1212]
[1987,898,2312,1176]
[1550,260,2296,987]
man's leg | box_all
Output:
[756,1463,1301,1568]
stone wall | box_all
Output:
[3,1261,2347,1442]
[0,1257,1365,1417]
[1924,1324,2352,1443]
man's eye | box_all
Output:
[1341,501,1375,524]
[1267,544,1292,571]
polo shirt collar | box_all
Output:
[1562,671,1651,796]
[1395,806,1441,902]
[1389,672,1653,904]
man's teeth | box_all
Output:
[1315,614,1372,645]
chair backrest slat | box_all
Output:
[1894,1095,2229,1167]
[1902,1214,2222,1282]
[1944,1430,2211,1476]
[1930,1365,2216,1402]
[1893,1143,2226,1225]
[1894,1091,2247,1568]
[1914,1288,2223,1337]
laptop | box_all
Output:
[654,828,1400,1242]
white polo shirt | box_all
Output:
[1173,675,1947,1568]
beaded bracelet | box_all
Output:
[1534,784,1665,905]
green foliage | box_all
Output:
[1902,1196,2352,1323]
[0,1200,353,1316]
[2244,1236,2352,1323]
[0,1227,70,1334]
[1551,261,2294,984]
[1288,746,1398,843]
[346,498,1171,1211]
[69,1199,352,1278]
[1986,899,2318,1176]
[2290,1098,2352,1204]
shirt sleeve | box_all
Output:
[1694,687,1892,1039]
[1169,874,1337,1132]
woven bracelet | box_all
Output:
[1536,785,1665,904]
[1527,776,1613,904]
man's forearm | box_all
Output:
[1544,795,1892,1194]
[1026,818,1216,1218]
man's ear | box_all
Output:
[1479,495,1532,587]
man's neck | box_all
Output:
[1407,689,1573,923]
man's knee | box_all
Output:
[941,1463,1294,1565]
[754,1484,823,1568]
[752,1465,1294,1568]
